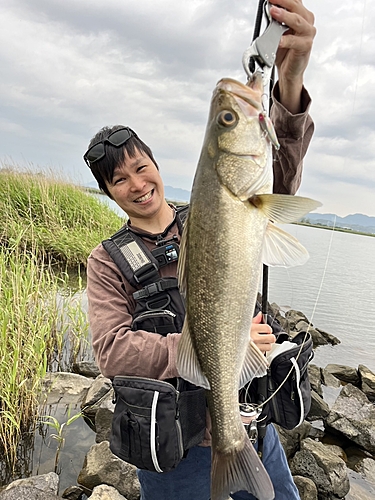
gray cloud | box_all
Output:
[0,0,374,216]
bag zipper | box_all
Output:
[134,310,176,321]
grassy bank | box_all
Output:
[0,166,123,470]
[0,167,124,267]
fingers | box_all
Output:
[270,0,314,25]
[251,332,276,353]
[269,2,316,50]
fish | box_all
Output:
[176,73,321,500]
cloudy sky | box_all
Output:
[1,0,374,217]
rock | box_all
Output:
[81,375,113,424]
[72,361,101,378]
[321,368,341,389]
[293,475,318,500]
[315,328,340,346]
[90,484,128,499]
[345,469,375,500]
[358,365,375,401]
[325,364,360,386]
[275,421,312,459]
[307,328,329,348]
[285,310,310,331]
[353,458,375,486]
[95,407,114,443]
[306,390,330,421]
[77,441,140,500]
[308,365,323,396]
[322,443,347,462]
[61,485,85,499]
[289,437,350,499]
[0,486,61,500]
[326,384,375,453]
[0,473,61,499]
[40,373,92,405]
[1,473,59,495]
[346,446,373,471]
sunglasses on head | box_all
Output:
[83,127,136,167]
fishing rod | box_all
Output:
[241,0,286,461]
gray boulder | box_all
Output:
[353,457,375,486]
[321,368,341,389]
[358,364,375,401]
[77,441,140,500]
[325,364,360,386]
[95,407,114,443]
[306,390,330,421]
[72,361,101,378]
[0,473,60,500]
[289,438,350,499]
[326,384,375,453]
[40,373,92,405]
[90,484,128,499]
[308,365,323,396]
[275,421,312,459]
[293,475,318,500]
[315,328,340,346]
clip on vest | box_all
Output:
[134,262,159,285]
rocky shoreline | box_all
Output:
[1,307,375,500]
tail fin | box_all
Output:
[211,438,274,500]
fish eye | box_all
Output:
[217,110,237,127]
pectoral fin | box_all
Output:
[263,222,309,267]
[176,320,210,389]
[250,193,321,223]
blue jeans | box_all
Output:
[137,424,300,500]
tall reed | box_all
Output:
[0,243,62,466]
[0,166,123,469]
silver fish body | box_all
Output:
[177,74,320,500]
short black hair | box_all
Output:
[86,125,159,199]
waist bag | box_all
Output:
[110,376,206,472]
[264,330,314,429]
[241,330,313,430]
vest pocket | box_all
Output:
[132,309,177,335]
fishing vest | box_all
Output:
[102,205,189,336]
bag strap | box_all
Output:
[102,204,190,289]
[102,226,160,288]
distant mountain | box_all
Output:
[303,212,375,235]
[164,185,190,203]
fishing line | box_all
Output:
[253,0,369,411]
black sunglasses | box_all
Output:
[83,127,136,167]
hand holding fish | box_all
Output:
[270,0,316,113]
[250,312,276,353]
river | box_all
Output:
[266,223,375,372]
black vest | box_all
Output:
[102,205,188,336]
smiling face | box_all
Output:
[105,148,169,227]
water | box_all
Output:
[267,224,375,372]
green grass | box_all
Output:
[0,166,124,267]
[0,166,124,470]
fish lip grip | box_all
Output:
[242,1,289,85]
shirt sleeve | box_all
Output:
[87,244,180,380]
[271,82,314,195]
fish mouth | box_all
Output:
[134,189,154,203]
[216,78,263,116]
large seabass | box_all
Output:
[177,73,320,500]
